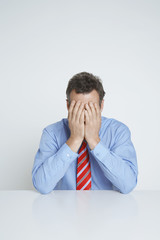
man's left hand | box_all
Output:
[84,102,101,150]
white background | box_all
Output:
[0,0,159,190]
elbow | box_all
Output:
[40,189,53,195]
[32,175,53,195]
[120,186,135,194]
[36,186,53,195]
[120,176,138,194]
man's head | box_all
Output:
[66,72,105,112]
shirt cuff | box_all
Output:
[60,142,79,163]
[90,140,113,170]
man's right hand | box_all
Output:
[66,100,85,153]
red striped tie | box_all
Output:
[76,140,91,190]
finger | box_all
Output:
[85,103,92,119]
[76,102,84,122]
[84,109,89,124]
[89,102,96,119]
[94,102,101,118]
[68,100,76,120]
[79,109,85,124]
[72,100,82,120]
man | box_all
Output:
[32,72,138,194]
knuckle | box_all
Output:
[81,103,84,107]
[76,100,81,105]
[71,100,75,104]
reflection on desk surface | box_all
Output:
[0,190,160,240]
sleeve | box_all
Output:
[90,125,138,194]
[32,128,78,194]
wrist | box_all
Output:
[69,136,84,144]
[88,137,100,150]
[66,137,83,153]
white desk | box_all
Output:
[0,190,160,240]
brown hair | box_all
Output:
[66,72,105,107]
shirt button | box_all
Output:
[67,153,70,157]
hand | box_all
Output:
[66,100,85,152]
[84,102,101,150]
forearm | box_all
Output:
[90,140,138,194]
[32,142,78,194]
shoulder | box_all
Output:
[42,118,67,137]
[101,116,131,136]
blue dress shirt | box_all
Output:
[32,116,138,194]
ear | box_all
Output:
[100,99,104,112]
[66,99,69,111]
